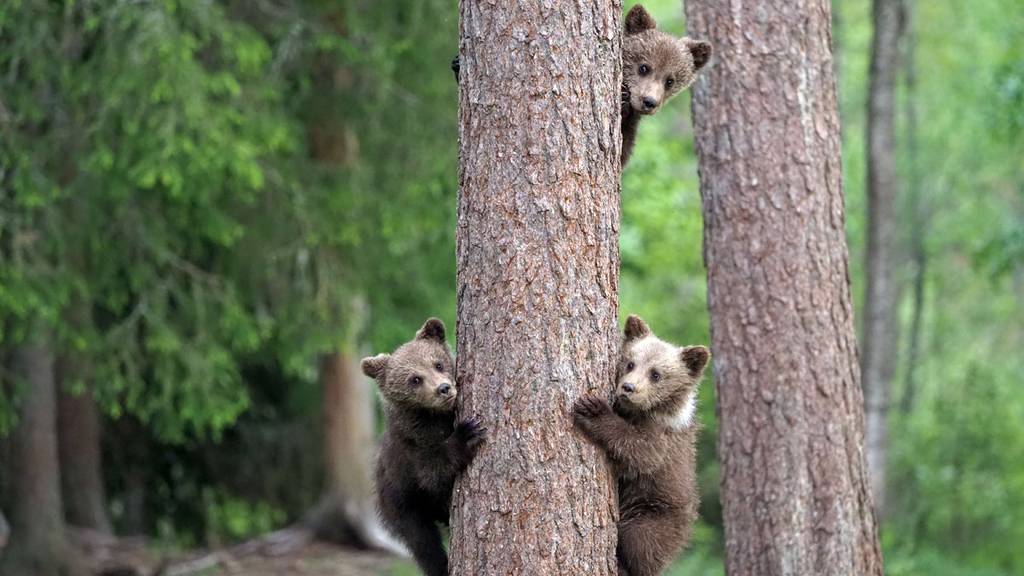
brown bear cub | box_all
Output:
[573,315,710,576]
[361,318,486,576]
[620,4,712,167]
[451,5,710,168]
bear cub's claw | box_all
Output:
[574,394,612,421]
[454,415,487,450]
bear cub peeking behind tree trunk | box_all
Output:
[451,4,711,168]
[574,315,710,576]
[361,318,486,576]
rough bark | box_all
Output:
[862,0,904,517]
[450,1,622,574]
[684,0,885,574]
[305,349,402,553]
[56,345,112,533]
[0,336,74,576]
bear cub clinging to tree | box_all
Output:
[450,4,710,168]
[574,315,710,576]
[619,4,711,166]
[361,318,486,576]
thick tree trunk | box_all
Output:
[305,349,402,553]
[450,1,622,574]
[685,1,885,575]
[861,0,904,517]
[0,336,74,576]
[57,346,112,533]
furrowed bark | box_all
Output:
[685,0,885,573]
[450,1,622,574]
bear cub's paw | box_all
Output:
[574,394,613,421]
[454,415,487,451]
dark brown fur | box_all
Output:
[574,315,710,576]
[620,5,711,167]
[362,318,486,576]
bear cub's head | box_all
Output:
[615,315,710,428]
[361,318,457,412]
[623,4,712,116]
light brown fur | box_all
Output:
[621,5,712,166]
[574,315,710,576]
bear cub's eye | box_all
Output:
[434,362,444,372]
[625,360,636,372]
[410,376,423,386]
[638,64,651,76]
[649,369,661,382]
[665,77,675,88]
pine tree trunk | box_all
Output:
[0,335,74,576]
[861,0,904,516]
[449,1,622,574]
[57,344,112,533]
[306,349,401,552]
[684,0,885,574]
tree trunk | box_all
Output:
[899,0,925,415]
[685,0,885,574]
[861,0,904,517]
[305,349,402,553]
[450,1,622,574]
[0,336,74,576]
[57,343,112,533]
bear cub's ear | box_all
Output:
[625,5,657,35]
[687,39,713,71]
[416,317,446,343]
[624,314,652,342]
[361,353,391,380]
[680,346,710,377]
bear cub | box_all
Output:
[574,315,710,576]
[450,4,711,168]
[361,318,486,576]
[620,4,711,166]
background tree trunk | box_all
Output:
[305,348,402,553]
[56,309,112,534]
[685,0,885,574]
[899,0,925,415]
[0,335,74,576]
[861,0,905,516]
[450,1,622,574]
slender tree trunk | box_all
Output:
[899,0,925,415]
[685,0,885,574]
[0,335,74,576]
[450,1,622,574]
[56,304,111,534]
[305,349,401,552]
[861,0,904,516]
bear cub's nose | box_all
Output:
[436,383,452,397]
[642,96,658,110]
[621,382,636,394]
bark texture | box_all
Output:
[0,337,74,576]
[862,0,904,516]
[684,0,885,574]
[56,346,112,533]
[450,1,622,574]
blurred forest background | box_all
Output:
[1,0,1022,575]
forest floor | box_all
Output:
[57,528,417,576]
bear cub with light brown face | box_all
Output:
[361,318,485,576]
[620,4,712,166]
[574,315,710,576]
